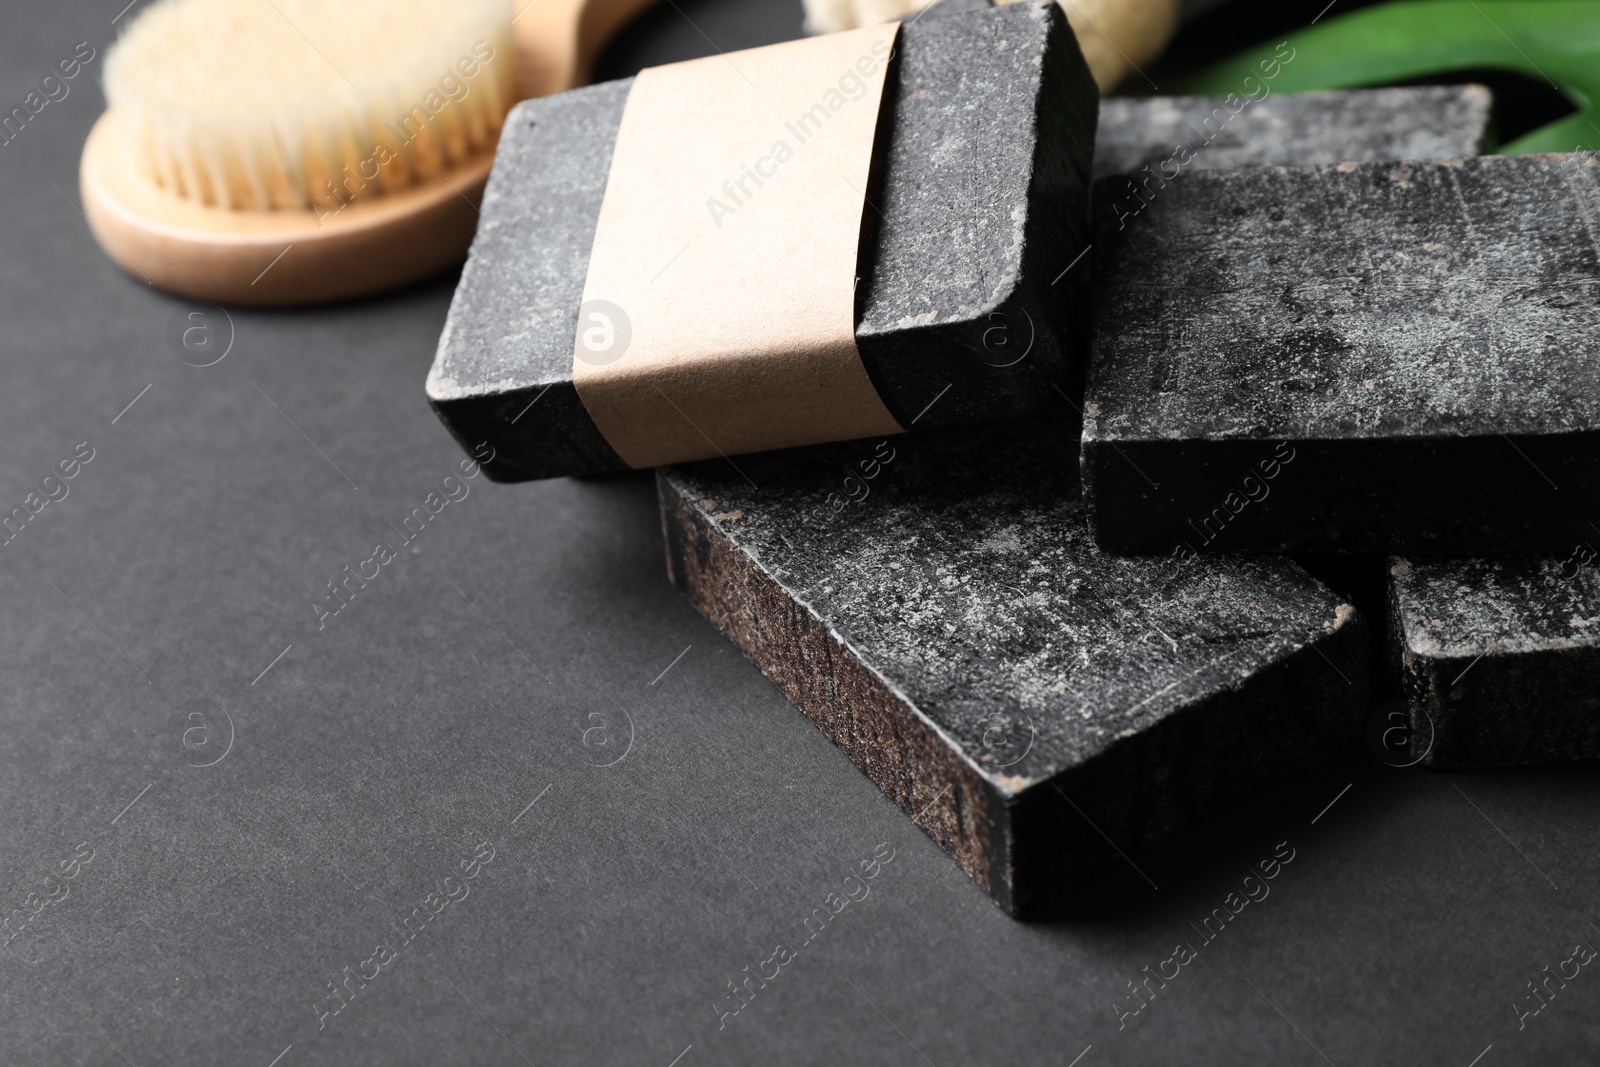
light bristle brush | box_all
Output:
[82,0,654,305]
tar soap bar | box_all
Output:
[1092,85,1489,183]
[428,1,1097,481]
[1084,150,1600,556]
[1387,554,1600,768]
[659,416,1366,917]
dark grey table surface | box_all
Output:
[2,1,1597,1064]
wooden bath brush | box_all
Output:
[80,0,654,306]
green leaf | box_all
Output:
[1177,0,1600,154]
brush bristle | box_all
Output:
[105,0,515,212]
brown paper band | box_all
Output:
[572,23,905,469]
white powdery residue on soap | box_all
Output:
[972,525,1025,556]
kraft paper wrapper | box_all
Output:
[572,24,905,470]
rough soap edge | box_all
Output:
[1006,602,1367,911]
[657,471,1017,909]
[1388,562,1600,768]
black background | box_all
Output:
[0,0,1596,1063]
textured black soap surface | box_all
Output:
[1388,554,1600,769]
[664,416,1360,783]
[1084,150,1600,556]
[427,0,1097,481]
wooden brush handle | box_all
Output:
[514,0,661,97]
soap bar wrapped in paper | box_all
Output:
[427,1,1097,480]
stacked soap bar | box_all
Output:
[1084,85,1600,773]
[1092,85,1490,183]
[1387,554,1600,768]
[657,86,1490,916]
[661,415,1365,917]
[427,1,1096,480]
[1084,149,1600,556]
